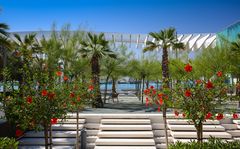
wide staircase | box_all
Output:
[17,114,240,149]
[167,119,232,143]
[94,118,156,149]
[18,118,87,149]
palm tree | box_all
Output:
[80,32,116,108]
[0,23,12,98]
[143,27,184,148]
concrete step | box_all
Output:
[170,131,232,139]
[168,125,225,131]
[221,124,238,130]
[152,123,165,130]
[52,124,83,130]
[227,130,240,137]
[153,130,171,137]
[167,119,220,125]
[101,119,151,125]
[19,146,74,149]
[100,125,152,131]
[156,144,167,149]
[233,120,240,124]
[154,137,173,143]
[95,138,155,146]
[58,119,85,124]
[98,131,153,138]
[94,146,156,149]
[85,123,100,129]
[24,131,79,138]
[19,138,77,145]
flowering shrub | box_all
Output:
[172,63,237,142]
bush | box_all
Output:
[169,137,240,149]
[0,137,18,149]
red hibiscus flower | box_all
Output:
[205,112,212,119]
[56,71,62,76]
[182,113,186,118]
[144,89,150,95]
[26,96,33,104]
[185,90,191,97]
[152,89,156,95]
[216,113,223,120]
[51,118,58,124]
[233,113,238,119]
[69,92,75,98]
[64,76,68,81]
[217,71,222,77]
[184,63,192,72]
[159,98,163,105]
[196,80,202,84]
[145,97,149,107]
[158,106,161,112]
[150,86,154,89]
[174,111,179,117]
[48,92,55,100]
[41,90,48,96]
[16,129,23,137]
[158,93,163,98]
[77,96,81,102]
[88,85,94,91]
[205,80,214,89]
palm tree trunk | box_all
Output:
[112,78,116,94]
[91,56,103,108]
[104,75,110,104]
[162,47,169,148]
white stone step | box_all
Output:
[167,119,220,125]
[58,119,85,124]
[154,137,173,143]
[95,138,155,146]
[19,138,77,145]
[94,146,156,149]
[156,144,167,149]
[101,119,151,124]
[98,131,153,138]
[19,146,74,149]
[221,124,238,130]
[168,125,225,131]
[227,130,240,137]
[100,125,152,131]
[170,131,232,139]
[233,120,240,124]
[153,130,171,137]
[52,124,83,130]
[24,131,79,137]
[152,123,165,130]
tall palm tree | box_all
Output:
[80,32,116,108]
[143,27,184,148]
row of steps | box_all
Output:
[225,120,240,141]
[167,119,232,143]
[18,118,87,148]
[94,118,156,149]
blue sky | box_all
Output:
[0,0,240,34]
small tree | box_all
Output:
[172,63,237,142]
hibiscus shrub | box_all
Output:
[172,63,238,142]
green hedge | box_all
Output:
[0,137,18,149]
[169,137,240,149]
